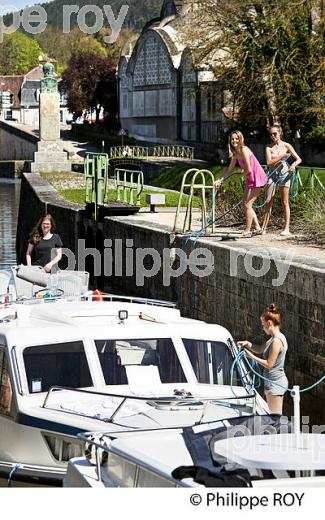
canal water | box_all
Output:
[0,178,57,487]
[0,178,21,273]
[0,179,19,487]
[0,179,36,487]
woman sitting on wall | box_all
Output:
[26,214,62,273]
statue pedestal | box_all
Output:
[39,92,60,141]
[31,92,71,173]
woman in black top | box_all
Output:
[26,214,62,273]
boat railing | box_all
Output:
[10,291,177,309]
[42,385,256,424]
[76,429,193,486]
[84,292,177,308]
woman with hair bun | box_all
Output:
[237,303,288,414]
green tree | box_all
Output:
[36,27,107,71]
[0,32,42,75]
[182,0,324,136]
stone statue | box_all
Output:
[40,62,58,93]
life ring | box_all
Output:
[92,290,104,301]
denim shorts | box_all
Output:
[267,170,291,188]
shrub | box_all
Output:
[303,126,325,150]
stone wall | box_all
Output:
[0,121,37,161]
[17,172,325,425]
[104,215,325,424]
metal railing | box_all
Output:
[84,153,109,217]
[110,145,195,160]
[110,146,150,158]
[173,168,216,234]
[85,292,176,307]
[153,145,194,159]
[296,166,325,192]
[43,386,255,420]
[114,168,144,206]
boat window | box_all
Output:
[0,347,13,416]
[23,341,92,393]
[182,339,240,386]
[95,338,186,385]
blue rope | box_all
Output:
[232,349,325,397]
[299,375,325,393]
[289,170,299,198]
[7,463,22,487]
[229,350,255,397]
[253,156,294,209]
[244,354,290,392]
[184,155,294,240]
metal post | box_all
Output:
[130,171,134,205]
[311,169,315,190]
[292,385,301,447]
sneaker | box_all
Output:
[279,230,292,236]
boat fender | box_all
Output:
[92,290,104,301]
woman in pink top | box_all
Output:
[214,130,267,236]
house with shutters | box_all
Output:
[0,61,72,127]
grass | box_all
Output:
[152,164,325,191]
[151,164,226,191]
[40,170,202,208]
[59,187,201,208]
[294,192,325,246]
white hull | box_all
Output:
[0,297,268,485]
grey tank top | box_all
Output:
[263,332,288,379]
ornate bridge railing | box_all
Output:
[109,145,195,160]
[153,145,194,159]
[110,146,150,158]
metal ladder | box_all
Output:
[173,168,216,234]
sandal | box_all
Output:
[279,230,292,237]
[253,228,266,236]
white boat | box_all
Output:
[64,425,325,488]
[0,292,268,486]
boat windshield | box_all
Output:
[94,338,187,385]
[182,339,241,386]
[23,341,93,393]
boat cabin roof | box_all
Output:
[0,300,230,347]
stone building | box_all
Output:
[118,0,229,148]
[0,61,72,128]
